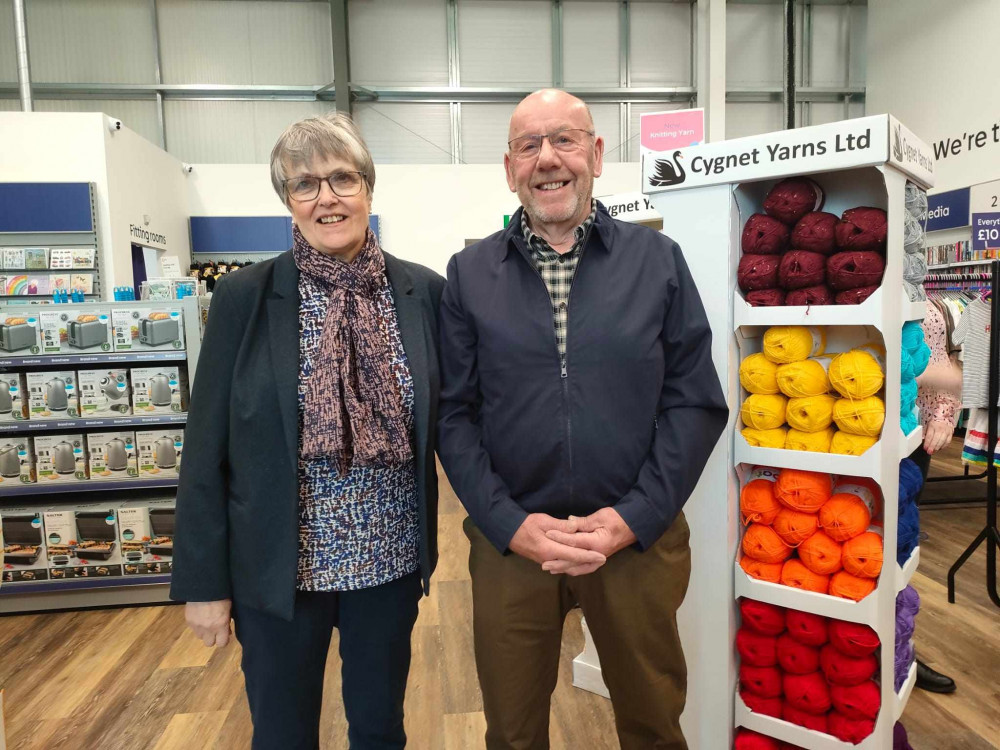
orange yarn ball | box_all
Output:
[798,530,844,575]
[829,570,877,601]
[841,532,884,579]
[740,556,784,584]
[781,559,830,594]
[741,468,783,525]
[774,469,833,512]
[772,508,820,547]
[819,495,872,542]
[743,524,794,563]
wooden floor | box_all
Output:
[0,443,997,749]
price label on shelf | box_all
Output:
[972,212,1000,252]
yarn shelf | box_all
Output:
[735,690,887,750]
[892,662,917,721]
[900,426,923,459]
[895,548,920,594]
[734,563,880,625]
[735,435,882,480]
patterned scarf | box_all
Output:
[292,224,412,473]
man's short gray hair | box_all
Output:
[269,113,375,206]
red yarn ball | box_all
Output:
[830,680,881,720]
[740,599,787,636]
[835,207,888,252]
[820,643,878,686]
[734,728,783,750]
[737,628,779,667]
[828,621,880,657]
[746,288,787,307]
[828,711,876,743]
[782,671,831,715]
[740,664,784,698]
[743,213,792,255]
[782,702,830,733]
[785,610,829,647]
[739,254,782,292]
[785,285,834,306]
[776,633,821,674]
[835,285,879,305]
[826,251,885,291]
[741,691,784,720]
[791,211,840,255]
[779,250,827,290]
[764,178,826,225]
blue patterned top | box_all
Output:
[296,271,420,591]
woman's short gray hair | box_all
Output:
[270,113,375,206]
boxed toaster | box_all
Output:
[136,428,183,478]
[39,307,112,355]
[0,313,41,354]
[0,372,28,422]
[26,371,80,419]
[0,436,35,486]
[112,306,185,352]
[118,498,175,575]
[2,508,49,583]
[130,367,188,414]
[87,431,138,480]
[33,434,88,483]
[43,505,123,579]
[77,369,132,417]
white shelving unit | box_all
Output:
[644,115,934,749]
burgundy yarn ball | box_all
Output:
[746,288,787,307]
[830,680,881,720]
[783,703,830,733]
[734,728,783,750]
[828,621,880,657]
[764,177,826,225]
[783,671,832,715]
[740,691,784,720]
[835,285,879,305]
[779,250,827,290]
[785,285,835,307]
[785,610,829,647]
[826,251,885,291]
[743,213,792,255]
[792,211,840,255]
[740,599,787,636]
[740,664,784,698]
[835,207,888,252]
[737,628,779,667]
[820,644,878,686]
[739,254,782,292]
[828,712,876,743]
[776,633,822,674]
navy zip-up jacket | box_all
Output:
[437,202,729,553]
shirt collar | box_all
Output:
[520,199,597,258]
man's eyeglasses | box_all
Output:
[284,171,366,202]
[507,128,595,161]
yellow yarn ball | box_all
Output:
[785,427,835,452]
[829,348,886,399]
[833,396,886,437]
[740,353,780,395]
[742,426,788,449]
[830,432,879,456]
[762,326,827,364]
[775,357,833,398]
[786,395,837,433]
[741,394,788,430]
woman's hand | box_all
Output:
[185,599,233,647]
[923,420,955,455]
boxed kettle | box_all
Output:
[136,428,183,478]
[0,313,41,354]
[39,307,113,355]
[43,505,123,579]
[0,372,28,422]
[112,305,185,352]
[87,431,138,480]
[0,437,34,485]
[2,508,49,583]
[26,371,80,419]
[130,367,188,415]
[34,433,88,483]
[77,369,132,417]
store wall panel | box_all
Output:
[809,5,858,86]
[630,2,692,87]
[0,0,15,83]
[0,100,19,113]
[350,0,448,86]
[458,0,551,87]
[354,103,452,165]
[725,101,782,141]
[726,3,783,87]
[589,103,621,164]
[563,1,619,87]
[629,102,686,162]
[249,101,333,163]
[807,101,866,128]
[246,2,333,85]
[33,99,160,147]
[462,103,515,165]
[25,0,156,84]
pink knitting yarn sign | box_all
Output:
[640,109,704,153]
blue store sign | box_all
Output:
[925,188,970,231]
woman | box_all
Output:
[170,113,445,749]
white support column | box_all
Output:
[697,0,726,142]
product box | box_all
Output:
[43,505,123,579]
[0,372,28,422]
[87,431,138,480]
[136,428,183,479]
[77,369,131,417]
[0,313,41,355]
[0,436,34,486]
[33,434,88,483]
[130,367,187,414]
[118,498,175,575]
[1,508,49,583]
[112,306,185,352]
[39,307,112,355]
[25,371,80,419]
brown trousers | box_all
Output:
[464,512,692,750]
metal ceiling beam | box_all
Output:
[150,0,166,148]
[351,85,696,104]
[329,0,351,113]
[12,0,32,111]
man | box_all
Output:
[437,89,728,750]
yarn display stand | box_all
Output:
[947,259,1000,608]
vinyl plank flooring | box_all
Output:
[152,711,228,750]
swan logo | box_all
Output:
[892,125,904,163]
[649,152,686,187]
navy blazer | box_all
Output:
[170,249,445,621]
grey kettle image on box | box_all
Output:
[46,377,68,412]
[154,437,177,468]
[106,438,129,471]
[0,444,21,477]
[0,379,12,414]
[53,441,76,474]
[150,373,173,406]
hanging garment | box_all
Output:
[962,408,1000,467]
[953,297,994,408]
